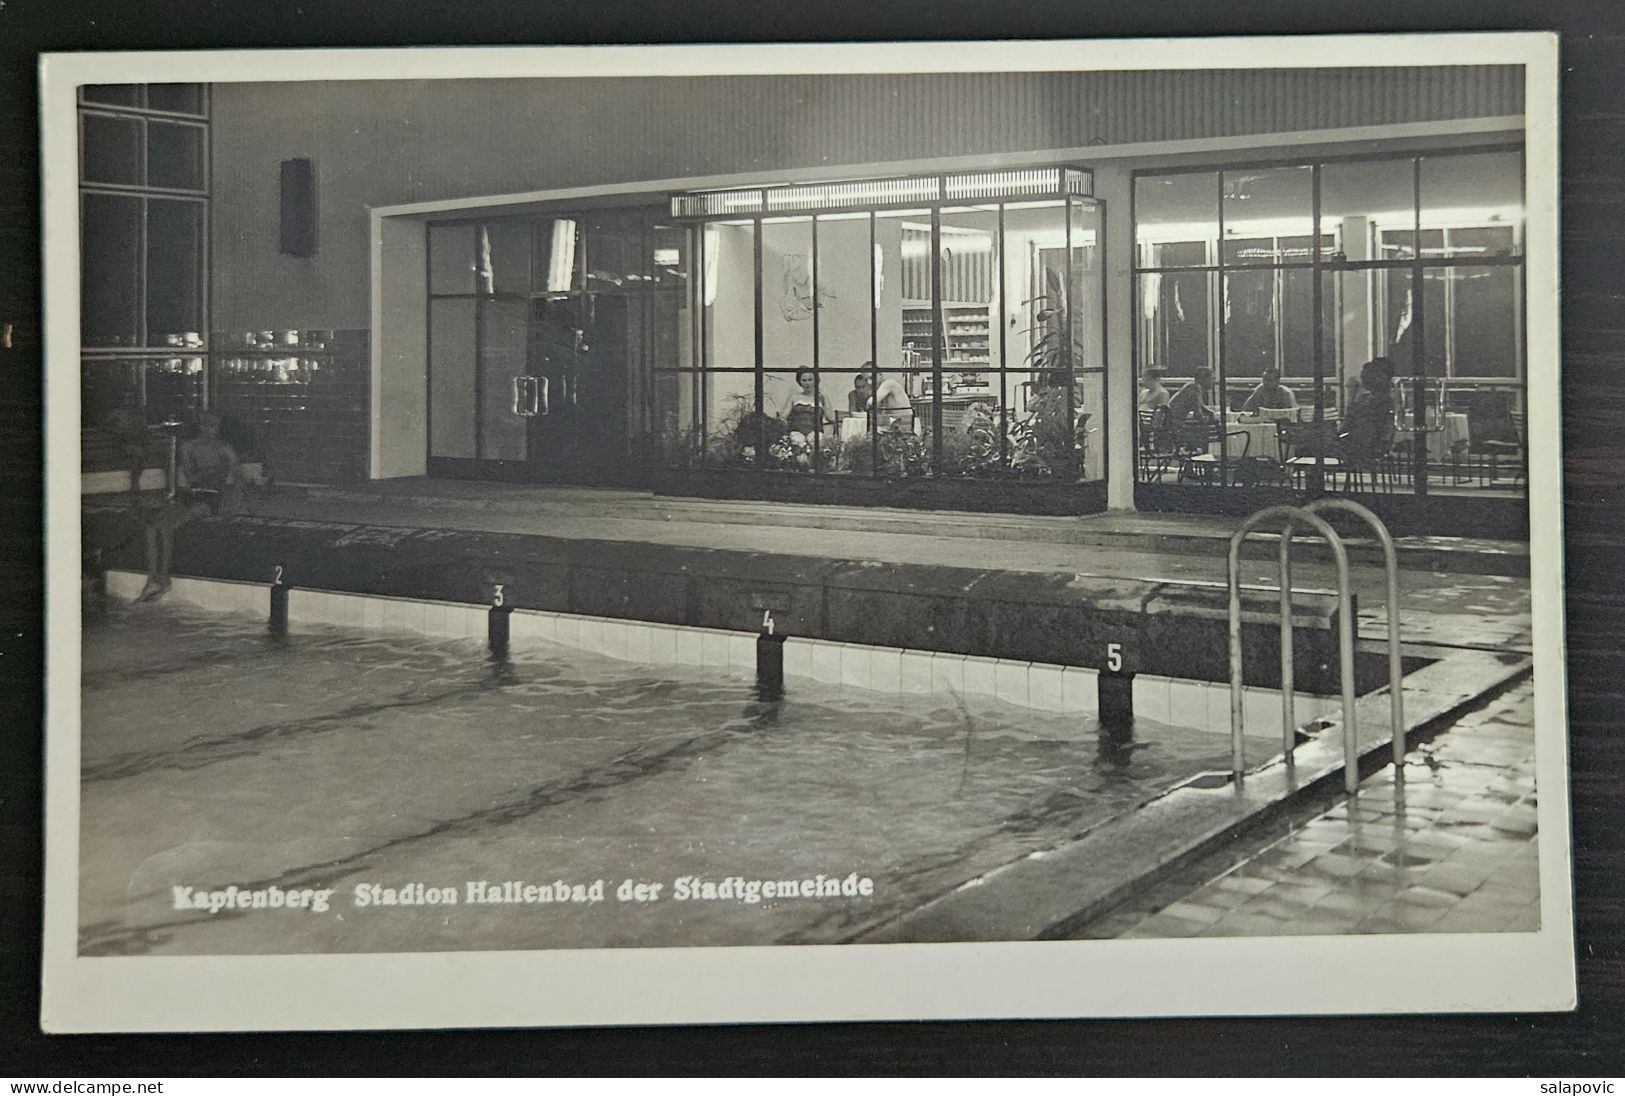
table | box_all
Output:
[1395,412,1470,463]
[1209,418,1283,462]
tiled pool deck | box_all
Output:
[1070,679,1538,939]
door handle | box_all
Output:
[512,375,526,416]
[535,375,549,416]
[513,376,548,417]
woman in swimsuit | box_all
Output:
[781,369,832,438]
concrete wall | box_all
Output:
[209,68,1520,333]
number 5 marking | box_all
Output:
[1106,642,1123,673]
[493,583,505,607]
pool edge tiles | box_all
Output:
[98,569,1343,723]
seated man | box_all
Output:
[1165,367,1216,448]
[136,412,244,602]
[847,370,872,412]
[1242,368,1298,413]
[1137,369,1172,412]
[869,367,915,432]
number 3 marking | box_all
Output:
[1106,642,1123,673]
[493,583,505,607]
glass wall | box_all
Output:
[79,83,210,464]
[656,168,1105,486]
[1133,147,1525,497]
[425,206,690,479]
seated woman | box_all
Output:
[780,369,833,437]
[1242,368,1299,413]
[1166,367,1217,449]
[1337,357,1398,464]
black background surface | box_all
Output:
[1,0,1621,1076]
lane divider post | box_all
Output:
[488,582,512,659]
[269,562,289,637]
[757,610,786,700]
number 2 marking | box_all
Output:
[1106,642,1123,672]
[493,583,505,607]
[272,565,284,586]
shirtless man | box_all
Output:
[137,412,244,602]
[868,364,914,431]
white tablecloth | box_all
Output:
[1209,419,1283,461]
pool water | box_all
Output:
[80,602,1280,955]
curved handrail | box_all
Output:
[1227,505,1359,795]
[1302,498,1405,776]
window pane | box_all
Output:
[145,198,204,346]
[1070,198,1104,481]
[938,206,999,390]
[145,84,205,115]
[476,220,531,295]
[533,218,582,295]
[1223,268,1277,395]
[1222,166,1312,266]
[82,114,143,186]
[1135,172,1217,268]
[814,213,876,470]
[81,193,142,348]
[649,222,690,291]
[1449,266,1520,378]
[1279,265,1329,381]
[585,210,647,291]
[82,84,142,107]
[1138,270,1214,381]
[146,121,205,190]
[428,223,476,295]
[142,356,206,425]
[1319,158,1416,260]
[652,371,706,470]
[81,359,141,439]
[1421,151,1522,254]
[703,221,756,371]
[477,299,529,460]
[428,298,477,458]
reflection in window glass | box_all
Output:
[82,114,143,186]
[1222,166,1312,266]
[476,220,531,295]
[81,193,142,348]
[586,210,646,291]
[1134,172,1217,268]
[1139,270,1214,381]
[1223,268,1277,386]
[533,218,581,295]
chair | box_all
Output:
[1137,407,1181,482]
[1466,393,1525,487]
[1282,418,1344,490]
[1177,420,1252,485]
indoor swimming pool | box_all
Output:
[78,597,1287,955]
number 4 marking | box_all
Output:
[1106,642,1123,673]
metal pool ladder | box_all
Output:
[1226,499,1405,796]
